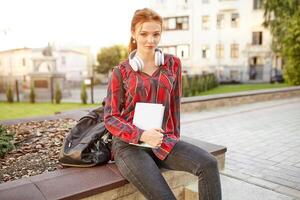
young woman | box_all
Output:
[104,8,222,200]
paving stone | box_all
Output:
[262,176,298,189]
[268,155,290,162]
[276,186,300,199]
[182,97,300,198]
[219,175,292,200]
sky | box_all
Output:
[0,0,150,54]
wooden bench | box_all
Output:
[0,136,226,200]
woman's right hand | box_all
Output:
[140,128,164,147]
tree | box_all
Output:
[80,82,88,104]
[263,0,300,85]
[29,83,36,103]
[95,45,128,74]
[54,82,62,104]
[6,85,14,103]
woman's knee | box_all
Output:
[195,154,219,176]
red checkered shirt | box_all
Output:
[104,54,182,160]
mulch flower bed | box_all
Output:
[0,119,77,183]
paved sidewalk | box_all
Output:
[181,97,300,199]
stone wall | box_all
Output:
[181,87,300,113]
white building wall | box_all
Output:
[151,0,274,82]
[55,50,88,82]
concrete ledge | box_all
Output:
[0,136,226,200]
[181,86,300,112]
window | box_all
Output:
[230,70,239,81]
[22,58,26,66]
[252,32,263,45]
[162,46,176,55]
[231,13,239,28]
[202,45,210,59]
[202,0,209,3]
[216,44,224,59]
[217,14,225,29]
[202,16,210,30]
[250,56,264,65]
[34,80,48,88]
[163,16,189,30]
[231,44,239,58]
[177,45,189,59]
[253,0,263,10]
[61,56,66,65]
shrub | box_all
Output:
[190,75,198,96]
[0,125,15,158]
[54,82,62,104]
[182,75,190,97]
[199,77,205,93]
[182,73,219,96]
[81,83,88,104]
[6,85,14,103]
[29,83,36,103]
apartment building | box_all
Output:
[150,0,281,83]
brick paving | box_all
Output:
[181,97,300,199]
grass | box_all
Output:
[0,83,292,120]
[0,102,98,120]
[198,83,290,95]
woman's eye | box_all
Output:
[140,33,147,36]
[154,33,160,37]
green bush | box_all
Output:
[54,82,62,104]
[182,75,190,97]
[6,85,14,103]
[0,125,15,158]
[182,73,219,96]
[203,75,208,92]
[80,83,88,104]
[29,83,36,103]
[199,77,205,93]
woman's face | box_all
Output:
[132,21,162,54]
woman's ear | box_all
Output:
[131,30,135,40]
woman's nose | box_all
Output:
[147,36,155,43]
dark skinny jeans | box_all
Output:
[112,137,222,200]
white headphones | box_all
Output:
[128,48,164,71]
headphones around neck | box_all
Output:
[128,48,164,71]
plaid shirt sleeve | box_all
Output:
[104,68,144,144]
[170,58,182,139]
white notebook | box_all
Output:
[130,102,165,148]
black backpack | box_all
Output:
[59,106,112,167]
[59,67,124,167]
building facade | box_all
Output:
[0,47,88,92]
[150,0,282,83]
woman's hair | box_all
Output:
[128,8,163,53]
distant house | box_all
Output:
[150,0,283,83]
[0,47,88,92]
